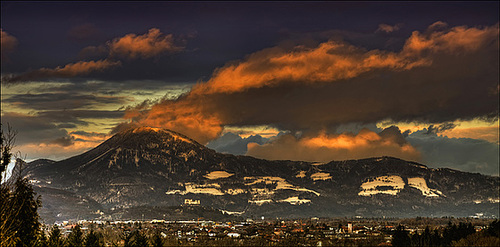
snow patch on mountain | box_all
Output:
[279,196,311,205]
[244,176,320,196]
[166,183,225,195]
[407,177,444,197]
[296,171,307,178]
[310,172,332,181]
[311,162,325,166]
[204,171,234,179]
[249,199,272,205]
[358,175,405,196]
[221,210,245,215]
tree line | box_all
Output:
[392,220,500,247]
[35,224,166,247]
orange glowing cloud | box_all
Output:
[14,131,110,160]
[40,59,121,77]
[2,59,121,84]
[246,128,420,162]
[69,131,110,143]
[440,126,499,144]
[1,29,18,61]
[247,129,420,162]
[126,98,224,144]
[18,141,101,161]
[108,28,183,59]
[2,28,182,84]
[122,22,498,145]
[403,22,499,54]
[192,41,428,95]
[190,22,498,95]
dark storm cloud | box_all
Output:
[70,130,107,138]
[130,23,499,144]
[67,23,103,43]
[407,130,499,176]
[206,133,269,155]
[3,93,131,110]
[37,110,125,124]
[425,123,458,135]
[1,111,119,148]
[376,23,403,33]
[1,112,70,145]
[49,136,74,147]
[57,123,77,129]
[2,2,498,85]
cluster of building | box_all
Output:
[47,217,495,246]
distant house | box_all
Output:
[227,232,240,238]
[184,199,200,205]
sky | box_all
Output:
[1,1,499,176]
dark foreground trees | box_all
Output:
[392,220,500,247]
[0,124,42,246]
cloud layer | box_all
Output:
[108,28,184,59]
[407,129,499,175]
[246,127,420,162]
[124,23,499,146]
[1,28,184,84]
[2,59,121,84]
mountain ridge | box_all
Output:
[18,127,499,223]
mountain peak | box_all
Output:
[116,126,200,146]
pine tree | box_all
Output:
[67,224,84,247]
[122,231,134,247]
[0,124,15,182]
[48,225,64,247]
[392,225,410,247]
[1,125,42,247]
[0,124,18,246]
[84,229,103,247]
[34,230,48,247]
[151,230,164,247]
[133,230,149,247]
[487,220,500,237]
[13,171,42,247]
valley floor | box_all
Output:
[42,217,499,246]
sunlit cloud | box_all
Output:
[192,40,427,95]
[80,28,184,60]
[1,29,18,61]
[132,99,224,144]
[246,127,420,162]
[2,59,121,84]
[376,23,403,33]
[407,129,499,175]
[17,140,103,161]
[1,28,184,84]
[108,28,184,59]
[123,22,499,146]
[403,22,499,54]
[4,128,111,161]
[221,125,281,139]
[440,126,499,144]
[377,118,500,144]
